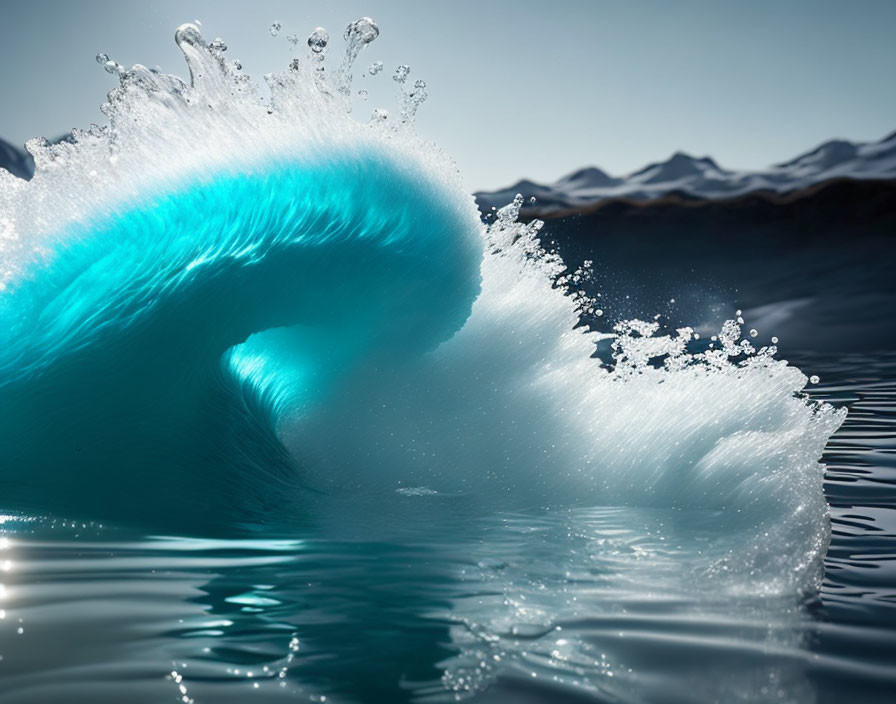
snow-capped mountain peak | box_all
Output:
[554,166,619,189]
[775,139,859,175]
[628,152,729,185]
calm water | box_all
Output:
[0,352,893,704]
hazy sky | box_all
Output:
[1,0,894,190]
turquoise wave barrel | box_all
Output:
[0,147,483,525]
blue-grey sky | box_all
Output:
[1,0,894,190]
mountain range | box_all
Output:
[475,131,896,215]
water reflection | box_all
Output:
[0,500,819,704]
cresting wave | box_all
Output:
[0,19,482,522]
[0,18,844,591]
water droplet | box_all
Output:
[368,61,384,75]
[270,22,281,37]
[344,17,379,44]
[95,52,125,76]
[393,65,410,83]
[209,38,227,52]
[771,336,779,344]
[334,18,380,96]
[595,309,604,317]
[358,89,368,100]
[372,108,389,122]
[749,329,758,337]
[809,375,820,384]
[98,54,128,77]
[287,34,300,47]
[414,79,426,90]
[307,27,329,53]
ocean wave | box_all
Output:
[0,19,843,599]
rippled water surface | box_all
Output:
[0,352,893,704]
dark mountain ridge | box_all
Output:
[476,130,896,214]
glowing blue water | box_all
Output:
[0,152,481,523]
